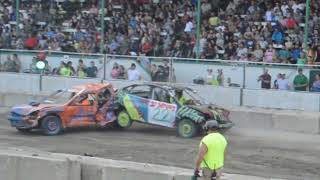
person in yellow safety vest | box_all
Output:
[194,120,227,180]
[59,63,72,77]
[78,67,87,78]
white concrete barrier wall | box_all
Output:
[0,148,279,180]
[0,72,40,93]
[41,76,101,91]
[0,72,320,112]
[243,89,320,112]
[0,149,81,180]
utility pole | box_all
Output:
[100,0,105,54]
[15,0,20,36]
[303,0,311,51]
[196,0,201,59]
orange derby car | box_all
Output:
[8,83,117,135]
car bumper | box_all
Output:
[8,115,38,129]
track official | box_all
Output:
[194,121,228,180]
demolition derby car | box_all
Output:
[114,83,234,138]
[8,83,117,135]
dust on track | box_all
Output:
[0,113,319,180]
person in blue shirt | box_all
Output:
[272,28,284,44]
[291,44,302,64]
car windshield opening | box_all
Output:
[43,90,75,104]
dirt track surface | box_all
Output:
[0,112,320,180]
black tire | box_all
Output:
[41,115,63,136]
[16,128,32,133]
[177,119,199,138]
[115,110,132,129]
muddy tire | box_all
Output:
[41,115,63,136]
[115,110,132,129]
[177,119,199,138]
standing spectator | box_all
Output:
[118,65,126,79]
[277,74,290,90]
[12,54,21,72]
[273,73,282,89]
[217,69,224,86]
[293,68,308,91]
[150,64,157,81]
[111,63,121,79]
[86,61,98,78]
[77,59,87,77]
[3,55,19,72]
[127,63,141,81]
[163,60,170,82]
[59,63,72,77]
[154,65,167,82]
[311,74,320,92]
[258,69,271,89]
[206,68,215,85]
[67,61,76,76]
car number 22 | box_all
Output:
[152,108,171,122]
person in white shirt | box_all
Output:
[127,63,141,81]
[277,74,290,90]
[184,19,193,33]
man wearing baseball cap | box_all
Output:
[193,120,228,180]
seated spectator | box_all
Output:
[278,46,291,63]
[263,45,276,63]
[297,52,307,65]
[253,44,264,61]
[272,28,284,44]
[291,44,302,64]
[311,74,320,92]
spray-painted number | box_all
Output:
[152,108,171,122]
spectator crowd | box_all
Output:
[0,0,319,65]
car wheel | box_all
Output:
[177,119,199,138]
[116,110,132,129]
[16,128,32,133]
[41,115,63,136]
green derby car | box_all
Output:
[113,83,234,138]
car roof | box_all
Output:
[129,82,192,91]
[70,83,112,93]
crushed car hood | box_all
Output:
[11,104,58,116]
[188,105,229,120]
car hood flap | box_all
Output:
[11,104,54,116]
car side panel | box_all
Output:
[123,94,177,128]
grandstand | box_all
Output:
[0,0,318,62]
